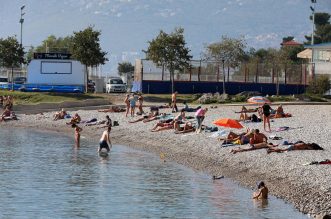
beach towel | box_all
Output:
[269,135,283,140]
[275,126,290,132]
[302,159,331,166]
[209,130,229,138]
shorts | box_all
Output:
[99,140,110,151]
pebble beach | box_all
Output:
[1,103,330,217]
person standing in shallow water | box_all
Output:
[72,123,83,147]
[99,126,112,152]
[262,103,272,132]
[253,181,268,200]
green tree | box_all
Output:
[307,75,331,95]
[71,26,108,92]
[0,36,25,90]
[282,36,294,43]
[26,35,73,62]
[204,36,246,93]
[144,27,192,93]
[118,62,134,77]
[305,12,331,44]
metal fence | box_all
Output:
[137,60,311,85]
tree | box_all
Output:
[204,36,246,93]
[71,26,108,92]
[0,36,25,90]
[118,62,134,77]
[305,12,331,44]
[307,75,331,95]
[144,27,192,93]
[282,36,294,43]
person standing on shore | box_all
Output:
[262,103,272,132]
[99,126,112,152]
[253,181,268,200]
[171,91,178,113]
[72,123,83,147]
[124,94,130,117]
[129,94,136,117]
[137,93,144,115]
[195,107,208,133]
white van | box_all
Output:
[106,77,126,93]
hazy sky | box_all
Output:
[1,0,330,73]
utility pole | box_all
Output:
[20,5,25,48]
[310,0,316,45]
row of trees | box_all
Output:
[0,26,108,92]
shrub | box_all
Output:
[306,75,331,95]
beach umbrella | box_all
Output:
[247,96,271,105]
[213,118,244,129]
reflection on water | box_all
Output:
[0,128,307,219]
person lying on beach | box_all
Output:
[129,111,159,123]
[219,129,253,145]
[151,120,175,132]
[66,113,81,125]
[174,121,196,134]
[267,142,324,153]
[98,105,126,113]
[253,181,268,200]
[182,101,201,112]
[173,109,187,131]
[53,108,67,121]
[230,142,277,154]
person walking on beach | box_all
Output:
[72,124,83,147]
[253,181,268,200]
[262,103,272,132]
[124,94,130,117]
[171,91,178,113]
[195,107,208,133]
[99,126,112,152]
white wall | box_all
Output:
[27,59,85,85]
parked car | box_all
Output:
[106,78,126,93]
[13,76,27,84]
[0,77,8,85]
[87,80,95,93]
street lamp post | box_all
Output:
[19,5,25,48]
[310,0,316,45]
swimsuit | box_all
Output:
[99,140,110,151]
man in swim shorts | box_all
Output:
[99,126,112,152]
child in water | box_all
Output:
[72,123,83,147]
[253,181,268,199]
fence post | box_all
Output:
[217,63,220,82]
[272,64,274,84]
[198,59,201,82]
[255,61,258,83]
[244,64,247,82]
[161,64,164,81]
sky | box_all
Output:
[0,0,331,74]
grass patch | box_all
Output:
[0,90,104,105]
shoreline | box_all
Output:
[1,103,330,217]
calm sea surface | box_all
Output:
[0,128,307,219]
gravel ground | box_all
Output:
[1,104,330,217]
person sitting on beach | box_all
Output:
[3,96,14,110]
[173,109,186,131]
[0,107,12,122]
[98,126,112,152]
[66,113,81,125]
[151,120,175,132]
[267,142,324,153]
[249,129,267,145]
[98,105,125,113]
[230,142,277,154]
[253,181,268,200]
[239,106,249,121]
[53,108,67,121]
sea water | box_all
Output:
[0,128,307,219]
